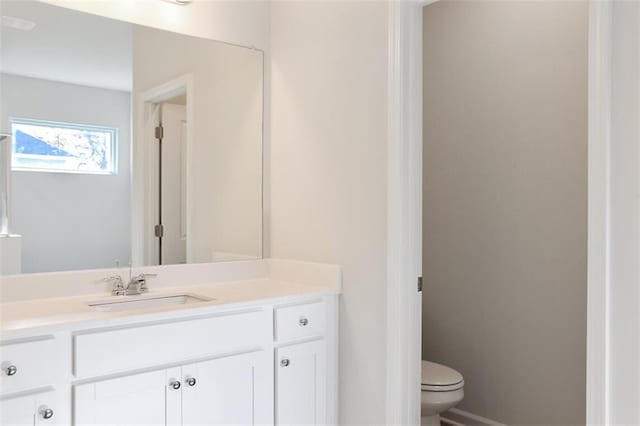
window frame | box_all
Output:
[10,117,118,175]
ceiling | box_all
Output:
[1,1,132,92]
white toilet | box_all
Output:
[421,360,464,426]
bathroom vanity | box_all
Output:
[0,3,341,424]
[0,260,340,425]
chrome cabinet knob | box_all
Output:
[170,380,181,390]
[299,317,309,327]
[186,377,197,387]
[40,407,54,420]
[280,359,290,367]
[5,364,17,376]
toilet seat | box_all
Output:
[421,360,464,392]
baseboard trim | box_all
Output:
[441,408,507,426]
[440,416,466,426]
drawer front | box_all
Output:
[74,309,269,378]
[0,338,55,395]
[275,302,326,342]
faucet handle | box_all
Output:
[130,273,157,294]
[140,273,158,279]
[139,274,157,292]
[102,275,125,296]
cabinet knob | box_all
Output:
[186,377,197,387]
[170,380,181,390]
[5,364,17,376]
[280,358,290,367]
[299,317,309,327]
[40,407,54,420]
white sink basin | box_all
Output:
[86,293,212,312]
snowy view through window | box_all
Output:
[11,119,117,174]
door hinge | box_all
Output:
[155,125,164,140]
[154,224,164,238]
[417,276,423,292]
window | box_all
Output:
[11,118,117,174]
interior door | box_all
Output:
[146,103,162,266]
[275,340,326,425]
[181,351,272,425]
[74,368,178,425]
[160,103,187,265]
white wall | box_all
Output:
[270,2,389,424]
[422,1,587,424]
[0,74,131,273]
[132,26,263,264]
[37,0,269,52]
[608,1,640,424]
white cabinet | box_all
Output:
[276,340,326,426]
[0,337,66,426]
[275,302,326,342]
[1,338,55,395]
[182,351,272,425]
[74,351,271,426]
[1,393,35,426]
[2,296,337,426]
[73,309,268,377]
[1,390,62,426]
[74,369,172,425]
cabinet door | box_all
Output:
[74,368,178,426]
[181,351,272,425]
[1,390,60,426]
[275,340,326,425]
[1,393,35,426]
[34,391,65,426]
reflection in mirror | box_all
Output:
[0,1,263,275]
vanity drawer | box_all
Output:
[275,301,326,342]
[74,309,269,378]
[0,338,55,395]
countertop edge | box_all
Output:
[0,279,341,340]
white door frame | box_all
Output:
[586,2,611,424]
[132,74,195,267]
[386,2,425,425]
[386,1,610,424]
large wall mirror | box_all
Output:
[0,1,264,275]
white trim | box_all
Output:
[587,2,611,425]
[443,408,506,426]
[386,1,424,425]
[0,133,12,236]
[132,74,195,266]
[440,417,466,426]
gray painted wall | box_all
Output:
[422,1,587,424]
[1,74,131,273]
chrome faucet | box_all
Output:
[101,272,157,296]
[125,274,157,296]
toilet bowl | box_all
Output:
[421,360,464,426]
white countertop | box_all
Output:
[0,278,339,339]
